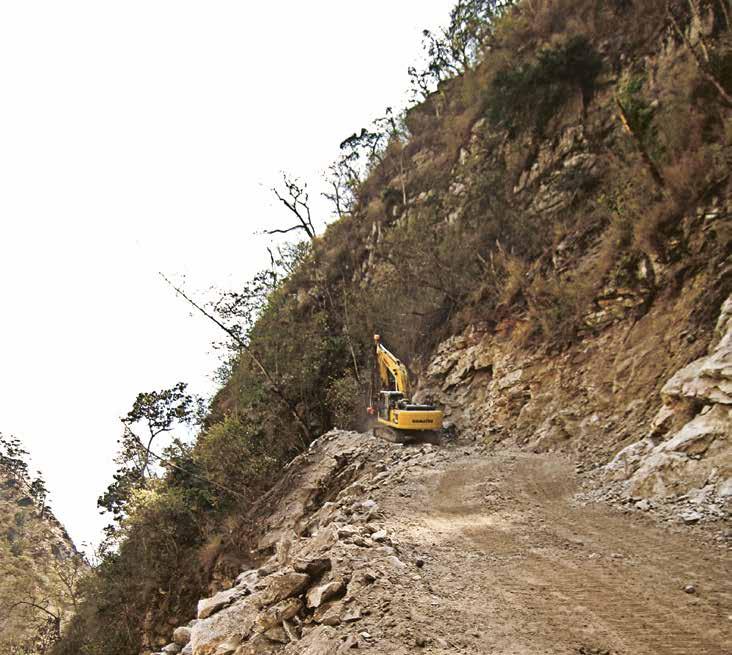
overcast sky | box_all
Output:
[0,2,455,552]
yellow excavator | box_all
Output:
[368,334,443,443]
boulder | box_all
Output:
[313,601,344,626]
[233,633,277,655]
[198,586,247,620]
[627,405,731,498]
[254,598,302,633]
[236,569,260,592]
[256,571,310,607]
[190,596,260,655]
[305,579,345,609]
[172,626,192,646]
[214,635,242,655]
[263,625,288,644]
[662,297,732,405]
[294,626,340,655]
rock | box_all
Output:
[342,635,359,649]
[236,569,260,591]
[197,586,247,620]
[276,533,295,566]
[293,626,340,654]
[173,626,192,646]
[337,525,360,539]
[263,625,289,644]
[282,619,300,642]
[662,320,732,406]
[292,557,331,577]
[163,644,182,653]
[254,597,302,633]
[385,555,406,569]
[681,510,703,524]
[684,584,697,594]
[314,600,344,626]
[257,571,310,607]
[371,530,387,542]
[214,634,243,654]
[181,646,193,655]
[342,606,362,622]
[635,499,652,511]
[306,579,346,608]
[233,633,276,654]
[190,597,260,654]
[415,558,425,568]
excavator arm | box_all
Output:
[374,335,410,395]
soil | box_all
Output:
[371,444,731,655]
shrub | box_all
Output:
[326,374,364,431]
[487,35,603,135]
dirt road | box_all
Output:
[379,449,731,655]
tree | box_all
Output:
[409,0,516,102]
[324,107,409,214]
[267,174,317,241]
[97,383,203,529]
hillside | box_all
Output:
[53,0,731,653]
[0,436,85,654]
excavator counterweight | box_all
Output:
[369,335,443,443]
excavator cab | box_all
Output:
[377,391,405,421]
[370,335,443,443]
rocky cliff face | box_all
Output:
[606,295,731,511]
[0,461,83,654]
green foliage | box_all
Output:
[409,0,517,99]
[617,74,656,147]
[194,414,279,506]
[97,382,203,538]
[488,35,603,135]
[1,438,84,654]
[326,374,363,431]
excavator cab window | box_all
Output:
[378,391,403,420]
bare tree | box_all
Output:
[667,0,732,106]
[268,174,316,241]
[160,274,312,442]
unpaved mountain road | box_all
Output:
[378,448,731,655]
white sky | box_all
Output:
[0,2,454,552]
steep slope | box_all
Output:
[150,429,730,655]
[0,448,84,654]
[53,0,732,652]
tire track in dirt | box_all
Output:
[399,451,731,654]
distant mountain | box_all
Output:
[0,435,86,654]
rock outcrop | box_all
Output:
[607,295,731,506]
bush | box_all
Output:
[487,35,603,135]
[326,374,364,431]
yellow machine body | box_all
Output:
[377,408,443,431]
[371,335,443,440]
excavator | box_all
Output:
[367,334,443,443]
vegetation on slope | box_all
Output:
[0,435,85,654]
[55,0,732,652]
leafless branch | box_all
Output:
[268,174,316,241]
[160,273,312,440]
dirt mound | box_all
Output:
[149,431,730,655]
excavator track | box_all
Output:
[372,425,412,444]
[372,426,442,445]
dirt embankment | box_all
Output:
[151,431,730,655]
